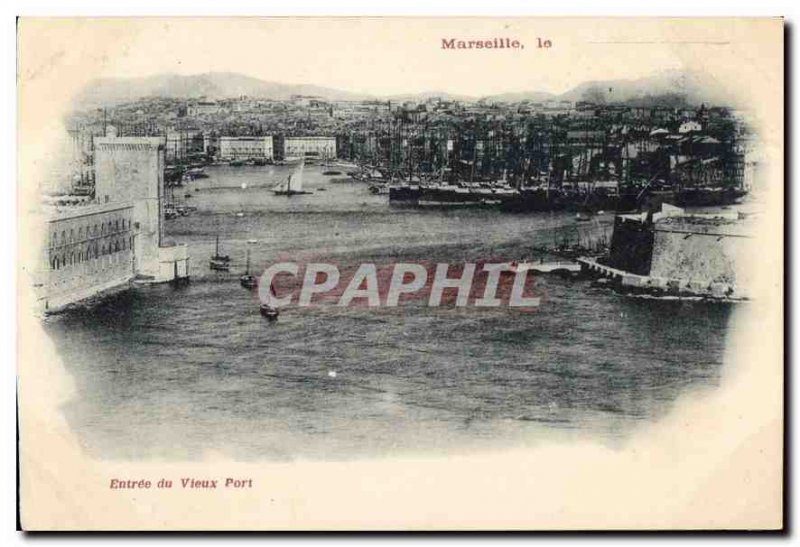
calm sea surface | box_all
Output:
[44,164,738,460]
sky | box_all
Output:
[21,17,733,98]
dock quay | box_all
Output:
[576,256,744,300]
[511,260,581,275]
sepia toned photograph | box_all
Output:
[16,17,784,530]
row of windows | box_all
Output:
[286,145,335,150]
[50,218,130,248]
[50,236,132,270]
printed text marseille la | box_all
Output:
[441,37,524,50]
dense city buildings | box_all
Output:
[64,93,751,204]
[187,101,221,117]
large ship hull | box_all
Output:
[388,185,420,203]
[499,189,565,212]
[387,183,745,212]
[673,188,746,207]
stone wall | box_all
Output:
[94,137,165,277]
[649,217,750,288]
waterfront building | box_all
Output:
[283,136,337,160]
[218,136,274,161]
[38,202,135,311]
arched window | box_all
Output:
[101,244,107,256]
[61,230,66,244]
[94,224,98,236]
[69,252,74,265]
[69,229,74,242]
[115,220,119,232]
[78,227,84,240]
[101,224,106,236]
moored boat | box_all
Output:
[209,234,231,271]
[240,247,257,288]
[210,259,230,271]
[260,282,280,320]
[260,304,279,320]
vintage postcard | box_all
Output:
[17,17,783,530]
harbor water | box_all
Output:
[44,164,739,461]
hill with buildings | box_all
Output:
[74,69,734,109]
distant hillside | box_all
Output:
[556,70,736,107]
[480,91,556,103]
[73,72,372,107]
[74,69,736,108]
[386,91,475,103]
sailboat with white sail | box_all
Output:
[273,158,312,196]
